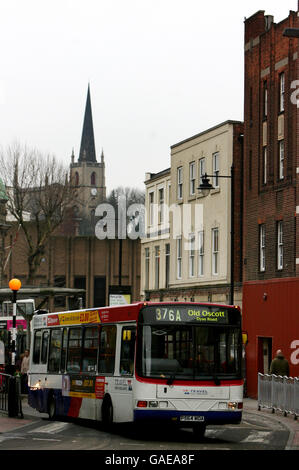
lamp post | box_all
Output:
[198,166,235,305]
[8,278,21,367]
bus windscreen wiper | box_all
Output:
[167,374,176,385]
[213,375,221,386]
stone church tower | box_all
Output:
[70,85,106,233]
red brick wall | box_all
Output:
[243,9,298,282]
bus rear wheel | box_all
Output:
[48,394,56,420]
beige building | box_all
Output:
[141,120,244,307]
[141,168,171,295]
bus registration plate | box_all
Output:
[180,416,205,422]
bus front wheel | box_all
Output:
[48,394,56,420]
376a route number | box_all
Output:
[155,308,181,322]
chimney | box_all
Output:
[265,15,274,31]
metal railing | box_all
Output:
[0,372,23,418]
[258,373,298,420]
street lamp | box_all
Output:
[8,278,21,367]
[198,166,235,305]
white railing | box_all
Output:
[258,373,298,420]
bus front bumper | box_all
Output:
[133,409,242,425]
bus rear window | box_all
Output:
[33,330,42,363]
[41,331,49,364]
[48,329,62,372]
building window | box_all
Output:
[279,140,284,180]
[149,191,154,226]
[54,276,66,308]
[155,246,160,289]
[91,172,96,185]
[199,158,206,185]
[168,182,171,205]
[189,162,195,196]
[177,167,183,199]
[212,153,220,188]
[263,81,268,118]
[198,230,204,276]
[176,237,182,279]
[259,224,266,272]
[189,233,195,277]
[165,243,170,288]
[263,146,267,185]
[279,72,285,113]
[212,228,219,275]
[75,172,79,186]
[277,221,283,270]
[158,188,164,224]
[145,248,150,290]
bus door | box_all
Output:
[113,325,136,422]
[31,329,50,387]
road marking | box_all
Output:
[32,438,61,442]
[205,429,220,436]
[120,442,145,446]
[241,431,272,443]
[28,422,70,434]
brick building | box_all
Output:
[243,8,299,396]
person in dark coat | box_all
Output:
[270,349,290,377]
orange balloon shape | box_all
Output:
[9,278,22,291]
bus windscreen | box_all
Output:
[137,305,242,381]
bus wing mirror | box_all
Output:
[123,330,132,341]
[242,332,248,345]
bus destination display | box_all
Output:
[141,305,240,325]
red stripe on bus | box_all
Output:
[67,397,83,418]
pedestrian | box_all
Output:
[270,349,290,377]
[21,349,30,393]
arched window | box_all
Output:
[91,172,96,185]
[75,172,79,186]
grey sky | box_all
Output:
[0,0,296,193]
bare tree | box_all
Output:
[106,186,145,236]
[0,142,74,285]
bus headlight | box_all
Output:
[149,401,158,408]
[228,402,237,410]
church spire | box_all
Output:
[78,84,97,163]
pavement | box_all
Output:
[0,396,298,450]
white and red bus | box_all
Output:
[28,302,244,436]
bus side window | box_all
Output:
[33,330,42,364]
[67,328,82,372]
[48,329,62,373]
[41,331,49,365]
[82,326,99,372]
[98,325,116,374]
[61,328,68,373]
[120,327,136,375]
